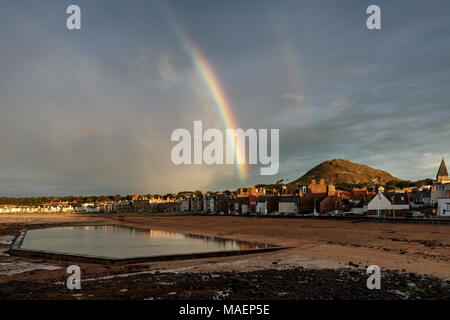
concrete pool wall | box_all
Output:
[8,225,290,265]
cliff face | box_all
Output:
[291,159,403,185]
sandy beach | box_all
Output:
[0,214,449,299]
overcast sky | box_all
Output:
[1,0,449,196]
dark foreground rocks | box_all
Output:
[0,267,448,300]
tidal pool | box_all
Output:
[19,225,273,259]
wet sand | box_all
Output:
[106,215,450,279]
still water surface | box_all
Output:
[20,225,267,258]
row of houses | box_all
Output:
[178,178,417,217]
[179,185,412,217]
[75,198,181,213]
[398,157,450,216]
[3,159,449,217]
[349,187,410,216]
[180,182,343,216]
[341,158,450,217]
[0,205,75,213]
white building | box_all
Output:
[203,197,215,214]
[87,206,100,213]
[75,203,99,213]
[180,199,190,212]
[431,158,450,205]
[278,197,299,214]
[256,199,267,215]
[367,187,409,216]
[61,206,74,213]
[437,199,450,216]
[431,183,450,205]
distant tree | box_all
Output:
[413,178,434,187]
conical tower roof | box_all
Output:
[437,158,448,180]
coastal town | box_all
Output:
[2,0,450,309]
[1,158,450,218]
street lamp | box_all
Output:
[391,196,396,218]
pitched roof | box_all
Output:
[385,192,409,205]
[367,191,409,205]
[353,198,368,208]
[279,196,299,202]
[437,158,448,179]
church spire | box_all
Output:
[436,157,448,181]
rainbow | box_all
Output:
[187,45,247,179]
[161,3,248,180]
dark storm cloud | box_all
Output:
[0,0,449,195]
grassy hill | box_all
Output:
[290,159,403,186]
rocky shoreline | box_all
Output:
[1,267,448,300]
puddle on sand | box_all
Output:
[0,236,14,257]
[0,235,15,245]
[0,261,61,275]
